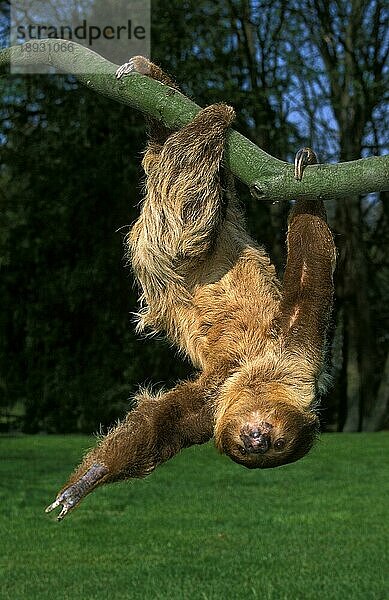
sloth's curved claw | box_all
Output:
[294,147,318,181]
[45,463,108,521]
[45,494,71,521]
[115,59,136,79]
[115,56,151,79]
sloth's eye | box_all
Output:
[274,439,286,451]
[238,446,247,455]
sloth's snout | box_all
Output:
[240,427,271,454]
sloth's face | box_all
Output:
[217,399,319,469]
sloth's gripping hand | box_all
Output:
[116,56,150,79]
[45,463,109,521]
[45,380,214,521]
[115,55,179,88]
[294,147,318,181]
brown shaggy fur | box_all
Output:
[47,57,336,518]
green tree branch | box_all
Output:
[1,40,388,201]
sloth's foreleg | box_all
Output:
[279,148,336,368]
[46,380,214,520]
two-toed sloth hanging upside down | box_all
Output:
[46,57,336,521]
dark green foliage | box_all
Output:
[0,76,192,433]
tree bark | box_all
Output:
[364,351,389,431]
[342,308,362,432]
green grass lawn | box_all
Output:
[0,433,388,600]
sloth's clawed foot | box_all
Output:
[294,147,318,181]
[115,55,151,79]
[45,463,108,521]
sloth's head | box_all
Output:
[214,378,319,469]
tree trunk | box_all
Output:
[363,351,389,431]
[342,307,361,432]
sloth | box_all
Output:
[46,57,336,520]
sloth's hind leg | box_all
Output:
[129,104,235,330]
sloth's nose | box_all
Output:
[241,428,270,454]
